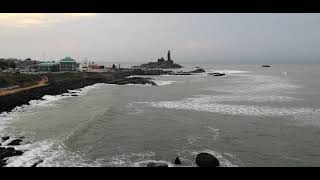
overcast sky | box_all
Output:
[0,13,320,64]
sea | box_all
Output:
[1,63,320,167]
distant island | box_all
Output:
[136,50,182,69]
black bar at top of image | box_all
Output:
[0,0,320,12]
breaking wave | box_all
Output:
[140,97,317,117]
[4,139,103,167]
[154,80,183,86]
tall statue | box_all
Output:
[167,50,171,61]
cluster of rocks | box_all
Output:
[0,136,25,167]
[146,152,220,167]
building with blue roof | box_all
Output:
[59,56,77,71]
[37,61,60,72]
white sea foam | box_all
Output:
[107,151,156,167]
[192,95,300,103]
[4,140,103,167]
[207,69,250,74]
[138,95,316,117]
[0,83,110,132]
[154,80,183,86]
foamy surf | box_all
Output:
[143,99,316,117]
[4,139,103,167]
[137,94,317,118]
[207,70,250,74]
[154,80,183,86]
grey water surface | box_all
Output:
[1,64,320,167]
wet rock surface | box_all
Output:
[7,139,23,146]
[0,140,24,167]
[1,136,10,142]
[174,157,181,165]
[0,136,28,167]
[195,153,220,167]
[31,160,44,167]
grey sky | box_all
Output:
[0,13,320,64]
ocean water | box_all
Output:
[1,63,320,167]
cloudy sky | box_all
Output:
[0,13,320,64]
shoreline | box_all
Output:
[0,71,156,114]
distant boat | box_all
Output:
[262,65,271,67]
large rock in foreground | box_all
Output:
[195,153,220,167]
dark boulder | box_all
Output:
[262,65,271,67]
[31,159,43,167]
[174,157,181,165]
[7,139,23,146]
[1,136,10,142]
[146,162,169,167]
[195,153,220,167]
[0,160,6,167]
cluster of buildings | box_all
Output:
[0,58,39,73]
[1,56,113,73]
[37,56,78,72]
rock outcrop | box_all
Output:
[0,146,23,167]
[7,139,23,146]
[195,153,220,167]
[1,136,10,142]
[174,157,181,165]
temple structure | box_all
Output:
[140,50,182,69]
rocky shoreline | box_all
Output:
[1,134,221,167]
[0,72,156,114]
